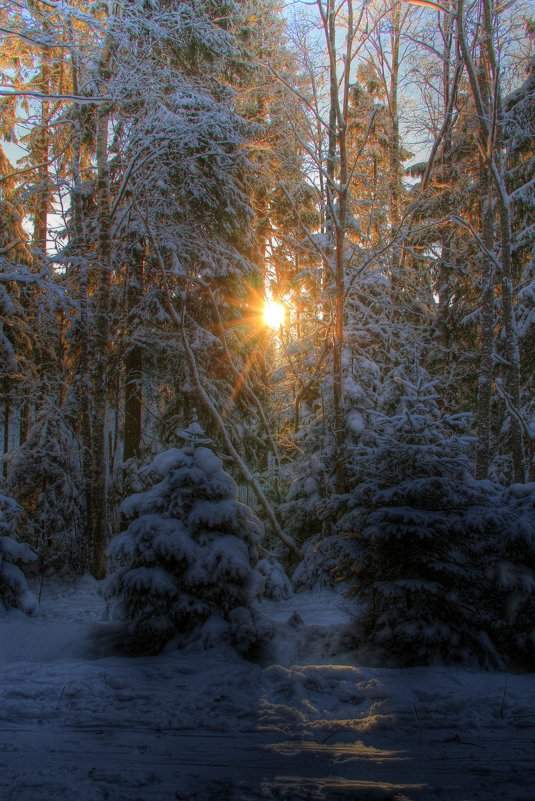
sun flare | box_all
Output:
[263,299,285,330]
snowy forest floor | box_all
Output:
[1,577,535,801]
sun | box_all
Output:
[263,299,285,330]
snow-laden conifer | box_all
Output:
[104,425,264,653]
[9,403,86,572]
[338,371,504,666]
[0,493,36,613]
[486,482,535,667]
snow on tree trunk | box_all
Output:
[89,100,113,580]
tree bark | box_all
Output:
[322,0,352,495]
[474,166,495,480]
[494,169,525,481]
[436,6,456,349]
[388,1,402,273]
[89,102,112,578]
[3,395,10,480]
[123,243,144,462]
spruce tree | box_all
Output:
[0,492,36,613]
[485,482,535,667]
[338,370,503,666]
[9,403,86,573]
[104,424,264,654]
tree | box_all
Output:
[0,128,33,474]
[338,369,503,666]
[0,491,36,613]
[104,425,263,654]
[8,401,86,572]
[503,55,535,480]
[485,482,535,667]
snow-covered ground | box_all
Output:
[1,576,535,800]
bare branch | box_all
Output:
[0,88,109,104]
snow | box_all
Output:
[255,589,351,626]
[193,446,223,476]
[347,409,365,435]
[1,577,535,800]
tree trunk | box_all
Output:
[495,174,525,481]
[325,0,350,495]
[89,103,112,578]
[3,395,10,480]
[123,244,144,462]
[437,7,455,350]
[388,1,402,275]
[474,166,495,480]
[67,47,93,568]
[19,400,31,446]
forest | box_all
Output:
[1,0,535,671]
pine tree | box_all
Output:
[104,424,264,654]
[338,369,503,666]
[0,492,36,613]
[8,402,86,573]
[485,482,535,667]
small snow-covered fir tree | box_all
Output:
[291,533,344,591]
[9,403,86,572]
[254,556,292,600]
[0,493,36,613]
[338,371,504,667]
[279,452,332,558]
[104,424,264,653]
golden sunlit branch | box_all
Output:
[402,0,450,11]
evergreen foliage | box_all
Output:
[504,57,535,480]
[338,373,503,666]
[104,426,263,653]
[485,482,535,667]
[9,404,86,573]
[0,492,36,613]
